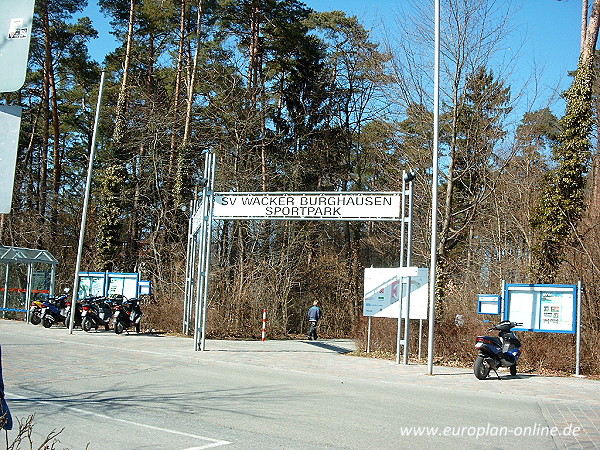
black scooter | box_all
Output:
[81,296,113,332]
[39,294,69,328]
[112,297,142,334]
[474,321,523,379]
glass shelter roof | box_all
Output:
[0,245,58,265]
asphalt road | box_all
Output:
[1,319,598,449]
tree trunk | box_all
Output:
[168,0,186,181]
[174,0,202,207]
[113,0,136,144]
[582,0,600,64]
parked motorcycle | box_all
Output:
[81,296,113,332]
[29,299,45,325]
[63,298,82,329]
[111,296,142,334]
[474,321,523,379]
[39,294,69,328]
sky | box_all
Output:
[81,0,583,116]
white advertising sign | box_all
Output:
[363,267,428,319]
[212,192,402,221]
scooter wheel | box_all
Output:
[114,321,124,334]
[30,313,41,325]
[42,317,53,328]
[474,355,490,380]
[510,364,517,376]
[82,317,93,333]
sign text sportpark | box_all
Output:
[211,192,402,221]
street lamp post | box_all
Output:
[427,0,441,375]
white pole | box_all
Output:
[25,263,33,321]
[2,264,8,319]
[183,199,194,335]
[194,153,210,350]
[367,316,372,353]
[427,0,440,375]
[418,319,423,360]
[200,153,216,351]
[395,278,404,364]
[69,70,106,334]
[403,176,414,365]
[397,173,407,364]
[262,308,267,342]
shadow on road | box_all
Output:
[302,341,353,354]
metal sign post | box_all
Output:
[200,153,216,351]
[576,280,582,375]
[402,172,415,365]
[427,0,441,376]
[69,70,106,334]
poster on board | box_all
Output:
[78,272,106,298]
[363,267,428,319]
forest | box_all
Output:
[2,0,600,375]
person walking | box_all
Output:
[307,300,322,340]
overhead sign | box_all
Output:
[212,192,402,221]
[0,0,35,92]
[363,267,428,319]
[0,106,22,213]
[504,284,577,333]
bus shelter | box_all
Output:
[0,245,58,317]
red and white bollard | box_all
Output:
[261,309,267,342]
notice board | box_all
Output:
[503,284,577,333]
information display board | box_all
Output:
[107,272,139,299]
[363,267,428,319]
[504,284,577,333]
[138,280,152,295]
[478,294,501,315]
[78,272,148,299]
[78,272,106,298]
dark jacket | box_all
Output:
[308,305,322,322]
[0,345,12,430]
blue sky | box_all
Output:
[82,0,583,116]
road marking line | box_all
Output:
[6,392,232,449]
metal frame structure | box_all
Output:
[183,153,417,353]
[0,245,58,318]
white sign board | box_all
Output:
[363,267,428,319]
[0,106,22,213]
[212,192,401,221]
[504,284,577,333]
[0,0,35,92]
[107,273,139,299]
[78,272,106,298]
[477,294,501,315]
